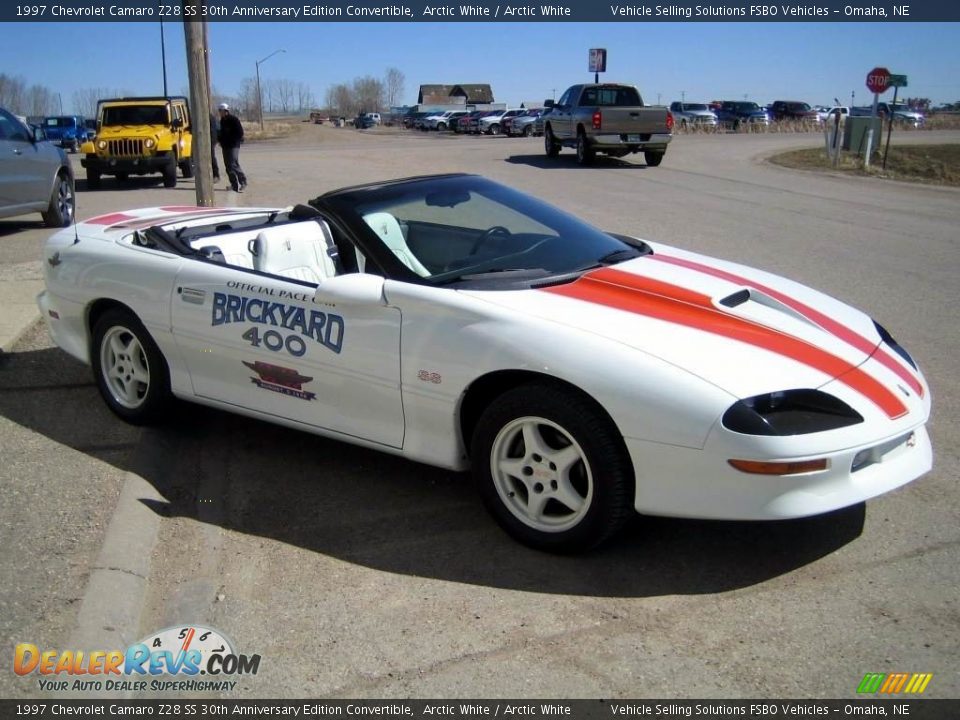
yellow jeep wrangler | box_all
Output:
[80,96,194,189]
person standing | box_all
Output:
[217,103,247,192]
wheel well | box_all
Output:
[86,299,135,336]
[86,298,172,382]
[458,370,625,459]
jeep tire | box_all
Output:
[162,155,178,188]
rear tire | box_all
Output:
[179,160,194,178]
[91,308,171,425]
[472,383,634,553]
[644,151,664,167]
[576,130,595,166]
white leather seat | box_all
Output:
[250,221,337,283]
[362,212,430,276]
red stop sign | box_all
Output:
[866,67,891,94]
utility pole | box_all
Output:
[183,9,214,206]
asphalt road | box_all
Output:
[1,126,958,699]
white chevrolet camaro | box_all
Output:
[38,174,932,552]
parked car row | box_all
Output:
[398,95,928,140]
[406,108,547,136]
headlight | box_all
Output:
[874,321,917,370]
[722,389,863,436]
[96,139,107,150]
[144,138,155,149]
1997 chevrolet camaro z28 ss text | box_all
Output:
[38,174,932,551]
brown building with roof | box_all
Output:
[418,84,495,105]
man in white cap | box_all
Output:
[217,103,247,192]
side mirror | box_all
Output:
[171,118,183,129]
[313,273,385,306]
[544,99,555,109]
[32,126,47,143]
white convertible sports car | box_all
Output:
[38,174,932,552]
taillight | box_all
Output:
[666,111,675,131]
[592,111,602,130]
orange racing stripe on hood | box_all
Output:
[650,253,924,398]
[541,267,908,419]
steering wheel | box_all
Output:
[469,225,511,255]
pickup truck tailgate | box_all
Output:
[597,107,668,134]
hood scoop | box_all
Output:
[718,287,821,330]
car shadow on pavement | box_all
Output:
[1,345,865,599]
[505,154,655,170]
[0,219,48,236]
[77,177,196,193]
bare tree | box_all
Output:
[295,81,316,113]
[0,74,28,114]
[236,78,259,118]
[26,85,58,116]
[385,67,405,109]
[353,75,384,113]
[325,83,355,117]
[72,87,133,118]
[273,78,296,113]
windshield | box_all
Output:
[325,175,649,287]
[101,105,169,126]
[684,104,709,111]
[735,102,762,112]
[45,117,77,128]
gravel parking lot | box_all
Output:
[1,125,958,700]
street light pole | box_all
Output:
[255,48,285,131]
[159,16,168,96]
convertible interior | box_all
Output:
[133,206,558,286]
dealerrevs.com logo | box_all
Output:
[14,625,260,693]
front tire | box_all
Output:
[91,309,171,424]
[179,159,194,178]
[544,126,560,157]
[162,154,178,188]
[42,171,75,228]
[472,383,634,552]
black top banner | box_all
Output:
[3,0,959,22]
[3,699,960,718]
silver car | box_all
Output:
[0,106,75,227]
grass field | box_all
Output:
[768,144,960,187]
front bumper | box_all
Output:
[37,289,90,365]
[626,424,931,520]
[81,153,173,175]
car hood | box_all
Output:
[462,244,925,420]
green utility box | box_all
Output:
[843,116,883,156]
